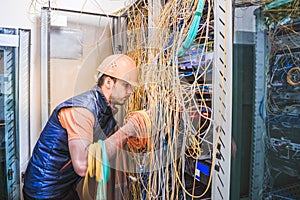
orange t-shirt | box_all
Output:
[58,107,95,142]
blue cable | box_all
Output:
[259,94,266,120]
[269,193,295,200]
[98,139,110,183]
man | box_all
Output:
[23,54,140,199]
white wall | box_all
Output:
[0,0,126,197]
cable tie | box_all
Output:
[195,11,201,16]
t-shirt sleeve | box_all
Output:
[58,107,95,142]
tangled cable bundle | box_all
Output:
[124,0,215,199]
[125,110,152,153]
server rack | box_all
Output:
[253,1,300,199]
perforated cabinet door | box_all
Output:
[2,43,19,199]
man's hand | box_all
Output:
[119,119,136,138]
[120,110,151,138]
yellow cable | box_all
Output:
[83,142,102,200]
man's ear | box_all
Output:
[104,77,114,89]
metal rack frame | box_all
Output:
[212,0,233,199]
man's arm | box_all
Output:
[63,106,138,177]
[59,107,94,177]
[68,139,90,177]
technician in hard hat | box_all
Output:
[23,54,140,200]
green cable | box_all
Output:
[178,0,205,57]
[264,0,294,11]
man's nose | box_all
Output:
[128,86,134,94]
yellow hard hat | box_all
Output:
[97,54,139,87]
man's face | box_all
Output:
[110,79,134,106]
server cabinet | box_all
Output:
[0,28,30,200]
[252,1,300,199]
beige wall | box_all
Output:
[49,18,114,111]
